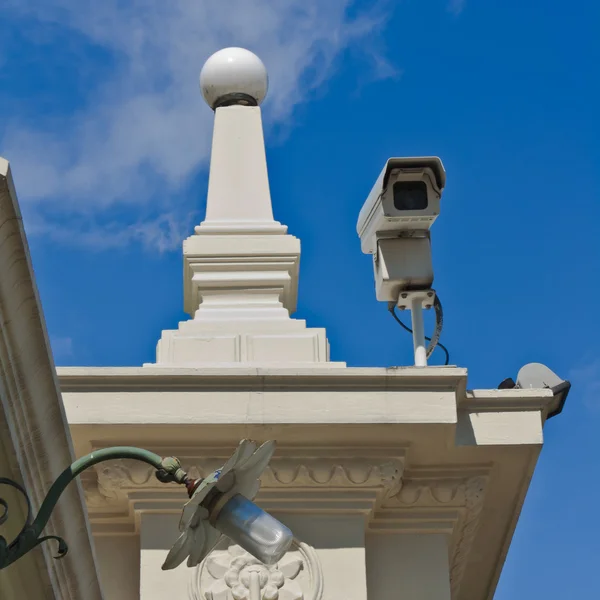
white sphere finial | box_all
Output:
[200,48,268,109]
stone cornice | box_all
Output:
[57,366,468,393]
[375,469,489,600]
[81,443,488,599]
[83,446,405,534]
[59,368,560,418]
[0,159,104,600]
[85,446,404,503]
[460,388,555,413]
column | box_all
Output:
[366,533,451,600]
[281,513,369,600]
[139,513,190,599]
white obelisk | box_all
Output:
[149,48,342,367]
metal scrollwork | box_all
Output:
[0,477,68,568]
[0,447,189,570]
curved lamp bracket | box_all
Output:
[0,446,189,570]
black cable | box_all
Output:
[387,298,450,366]
[428,295,444,359]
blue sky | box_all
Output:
[2,0,599,596]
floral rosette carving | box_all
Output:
[203,545,304,600]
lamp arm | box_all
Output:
[0,446,188,570]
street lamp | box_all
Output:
[0,440,293,571]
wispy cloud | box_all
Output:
[1,1,394,250]
[25,210,198,252]
[570,359,600,411]
[448,0,466,16]
[50,335,73,364]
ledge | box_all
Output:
[57,365,469,393]
[57,366,461,431]
[461,388,554,412]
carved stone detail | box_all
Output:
[96,459,157,501]
[449,476,487,599]
[88,453,404,502]
[383,473,487,508]
[378,474,488,598]
[262,459,402,494]
[83,451,404,535]
[391,480,464,506]
[190,540,323,600]
[80,477,109,508]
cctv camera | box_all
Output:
[357,157,446,255]
[357,157,446,302]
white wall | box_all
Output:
[366,533,451,600]
[95,536,140,600]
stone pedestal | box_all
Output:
[151,230,338,366]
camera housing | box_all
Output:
[357,157,446,255]
[356,157,446,302]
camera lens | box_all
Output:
[393,181,428,211]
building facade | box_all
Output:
[0,158,103,600]
[1,49,567,600]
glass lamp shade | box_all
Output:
[215,494,293,565]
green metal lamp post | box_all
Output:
[0,440,294,572]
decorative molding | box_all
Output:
[183,236,301,317]
[449,476,487,599]
[381,466,489,507]
[388,479,469,507]
[153,236,337,365]
[376,472,489,598]
[190,540,323,600]
[263,459,402,492]
[96,459,157,501]
[80,474,110,509]
[0,158,104,600]
[83,443,488,600]
[87,449,404,500]
[83,448,405,533]
[460,389,555,413]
